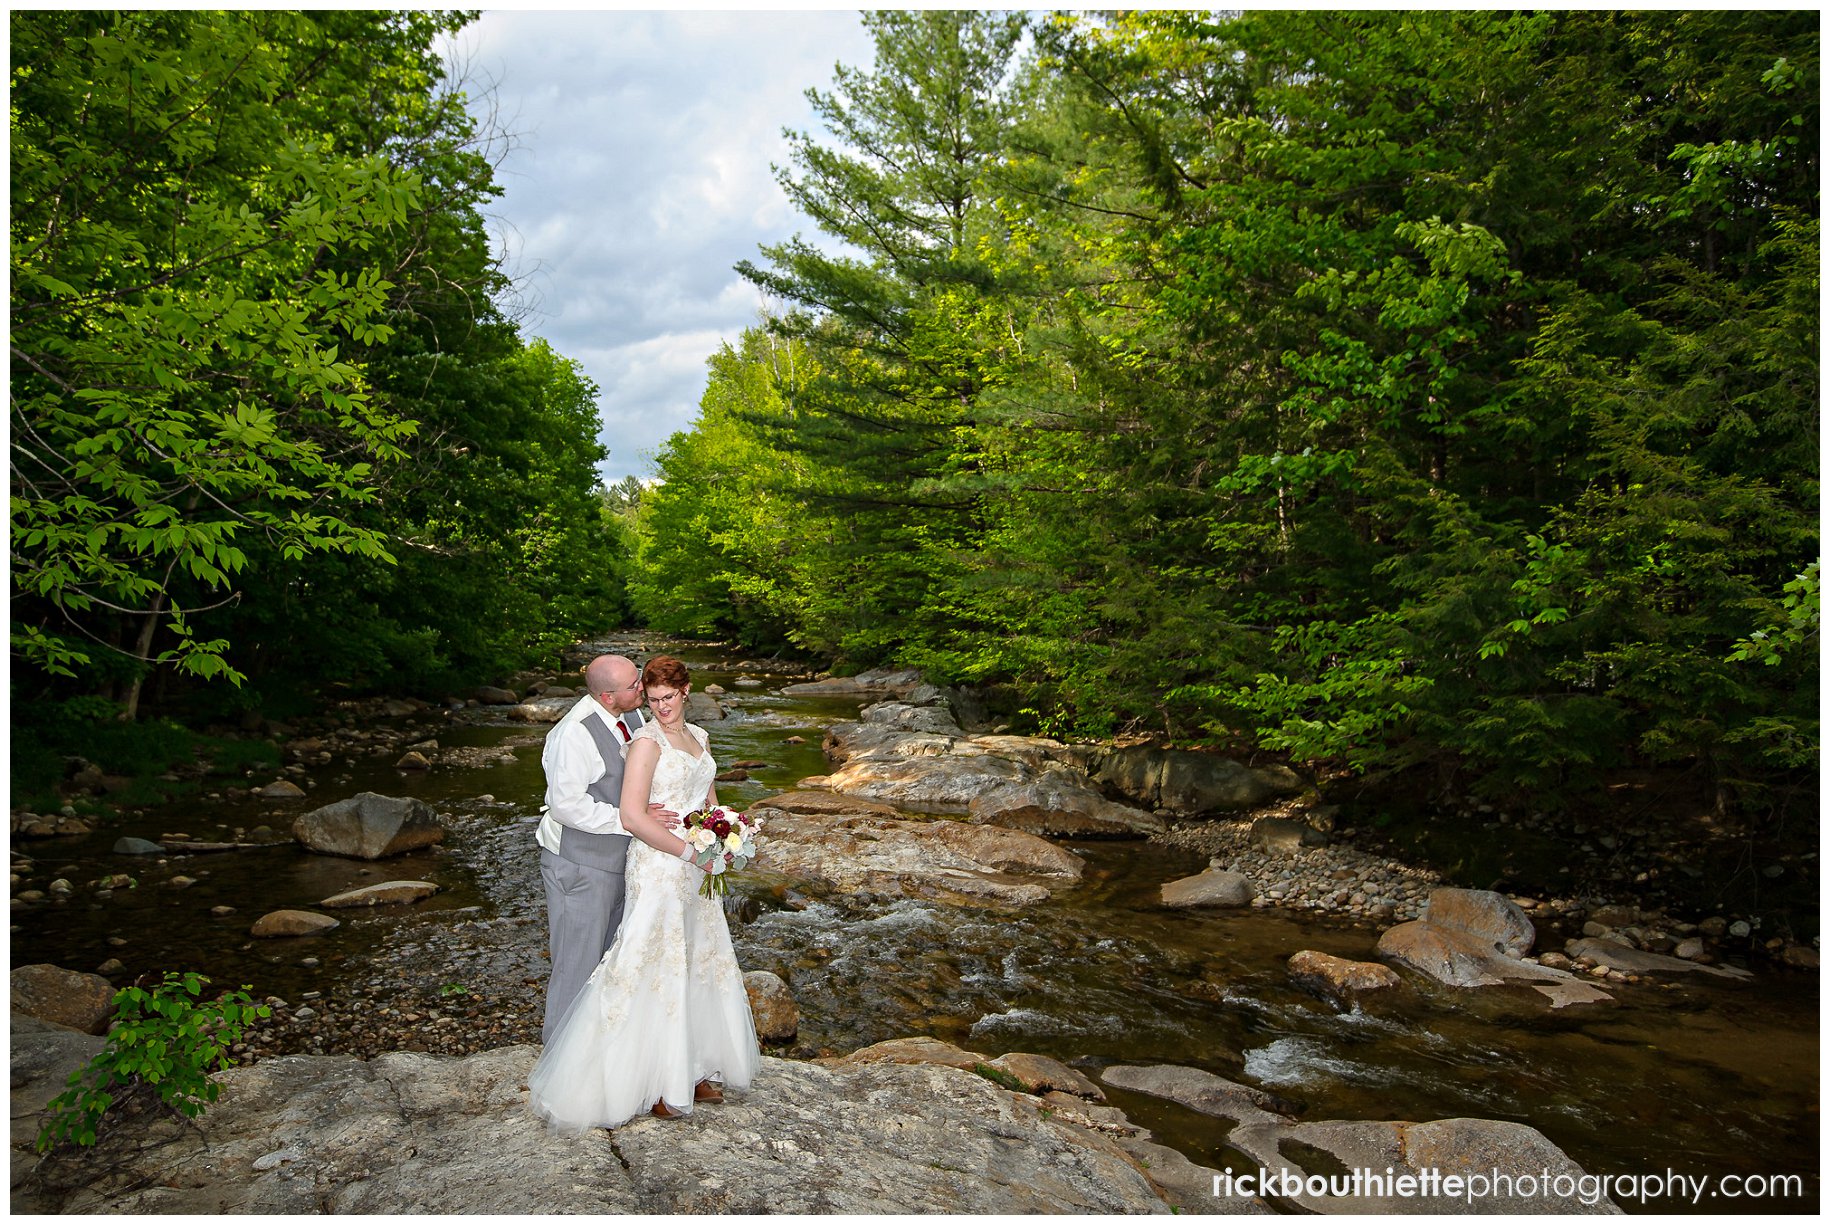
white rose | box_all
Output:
[688,828,717,851]
[724,832,744,853]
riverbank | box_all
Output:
[13,1016,1626,1215]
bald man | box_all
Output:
[535,654,676,1042]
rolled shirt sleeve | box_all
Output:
[534,715,625,853]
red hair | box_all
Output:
[641,655,690,690]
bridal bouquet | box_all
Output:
[680,805,763,898]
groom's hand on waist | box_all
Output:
[649,803,681,829]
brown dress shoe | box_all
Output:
[693,1080,724,1104]
[651,1099,685,1119]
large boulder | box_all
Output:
[1424,887,1536,958]
[857,699,964,736]
[1376,921,1611,1008]
[753,805,1082,907]
[1095,747,1304,814]
[10,965,116,1035]
[742,970,798,1043]
[293,792,444,860]
[685,693,724,723]
[969,770,1165,838]
[780,668,925,698]
[21,1048,1180,1215]
[821,723,957,765]
[1161,870,1256,908]
[474,686,519,705]
[819,752,1029,812]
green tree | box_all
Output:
[10,11,429,711]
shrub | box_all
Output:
[35,972,268,1151]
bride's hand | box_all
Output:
[649,803,680,829]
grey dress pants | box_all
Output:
[539,828,631,1043]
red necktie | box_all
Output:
[615,720,632,743]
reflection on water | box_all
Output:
[9,641,1818,1212]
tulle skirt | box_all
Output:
[526,841,761,1131]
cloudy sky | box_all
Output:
[445,10,876,485]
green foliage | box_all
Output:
[629,11,1819,814]
[36,972,268,1151]
[12,10,635,721]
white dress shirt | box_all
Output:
[535,694,639,854]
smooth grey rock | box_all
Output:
[1225,1116,1621,1214]
[111,837,165,856]
[10,966,116,1035]
[254,780,307,799]
[858,699,964,736]
[1101,1064,1289,1125]
[1107,1063,1617,1213]
[684,693,724,723]
[12,1012,107,1171]
[1095,747,1304,813]
[23,1047,1180,1215]
[505,702,565,724]
[292,792,444,860]
[1564,938,1752,980]
[1250,815,1329,853]
[474,686,519,704]
[1161,870,1255,908]
[318,881,439,909]
[250,910,340,938]
[821,723,957,765]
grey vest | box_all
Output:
[555,708,644,873]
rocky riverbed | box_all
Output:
[8,646,1820,1213]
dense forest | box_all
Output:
[11,11,632,795]
[634,11,1818,814]
[11,11,1818,822]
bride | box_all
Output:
[526,655,761,1128]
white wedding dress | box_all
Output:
[526,720,761,1130]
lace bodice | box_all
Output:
[634,720,716,814]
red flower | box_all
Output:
[710,817,732,838]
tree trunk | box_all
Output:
[119,599,165,723]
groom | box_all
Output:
[535,653,676,1042]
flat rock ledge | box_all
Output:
[754,793,1084,907]
[14,1032,1195,1215]
[1102,1064,1620,1214]
[819,717,1165,837]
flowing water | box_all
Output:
[11,639,1818,1213]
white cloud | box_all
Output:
[443,10,875,483]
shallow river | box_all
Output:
[11,638,1819,1213]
